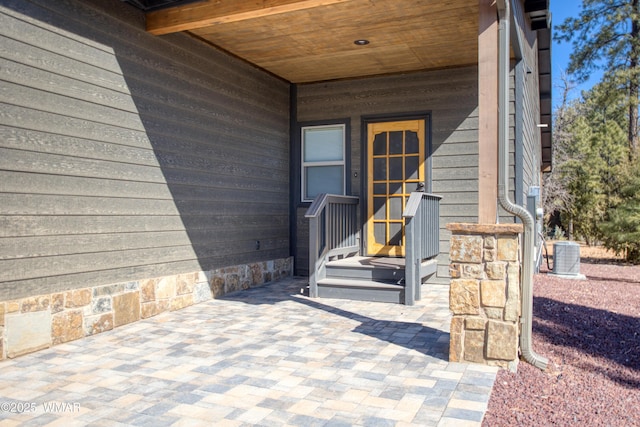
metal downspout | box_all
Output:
[496,0,548,370]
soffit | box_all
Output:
[146,0,479,83]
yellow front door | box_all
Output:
[366,120,426,256]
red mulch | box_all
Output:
[482,260,640,426]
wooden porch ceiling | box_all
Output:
[146,0,479,83]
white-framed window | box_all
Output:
[301,124,346,202]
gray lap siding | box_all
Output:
[0,0,290,300]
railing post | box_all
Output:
[403,192,423,306]
[404,192,442,304]
[308,214,319,298]
[404,216,416,306]
[413,205,422,302]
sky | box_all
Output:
[550,1,604,109]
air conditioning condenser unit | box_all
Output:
[553,241,580,276]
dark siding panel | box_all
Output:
[0,103,156,149]
[0,57,138,112]
[0,0,290,300]
[296,66,479,282]
[295,206,310,276]
[0,36,131,94]
[3,81,145,131]
[0,214,287,238]
[514,4,543,202]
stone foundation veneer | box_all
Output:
[446,223,523,369]
[0,257,292,360]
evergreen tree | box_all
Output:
[554,83,629,243]
[559,113,608,243]
[556,0,640,159]
[600,160,640,263]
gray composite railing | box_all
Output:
[305,194,360,297]
[403,192,442,305]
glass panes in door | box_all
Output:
[367,120,425,256]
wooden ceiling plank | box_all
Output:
[146,0,352,35]
[151,0,480,83]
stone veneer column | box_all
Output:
[446,223,523,369]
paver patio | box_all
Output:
[0,277,497,426]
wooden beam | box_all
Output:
[477,0,498,224]
[146,0,351,35]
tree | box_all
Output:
[560,112,608,244]
[550,83,629,244]
[600,159,640,263]
[556,0,640,160]
[542,73,576,230]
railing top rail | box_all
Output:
[305,193,360,218]
[402,192,442,219]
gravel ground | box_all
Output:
[482,259,640,426]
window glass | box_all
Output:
[373,132,387,155]
[405,156,419,180]
[373,158,387,181]
[303,127,343,161]
[405,131,419,153]
[305,166,343,200]
[302,124,346,201]
[389,131,403,154]
[389,157,403,181]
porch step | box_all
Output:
[325,256,405,282]
[317,256,406,304]
[316,277,405,304]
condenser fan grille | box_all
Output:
[553,242,580,275]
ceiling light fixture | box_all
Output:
[354,39,370,46]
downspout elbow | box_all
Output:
[496,0,548,371]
